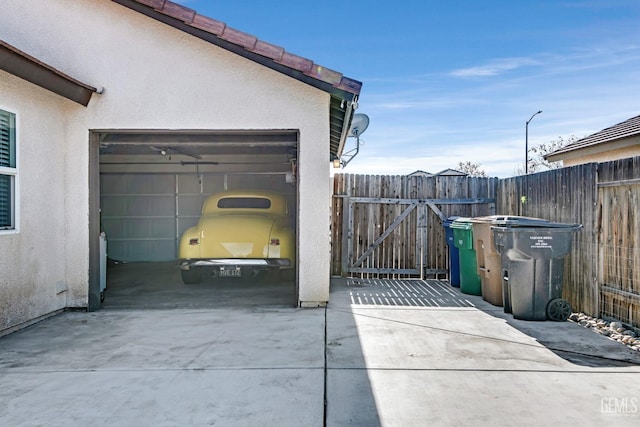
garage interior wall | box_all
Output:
[100,173,296,262]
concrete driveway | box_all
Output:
[1,276,639,426]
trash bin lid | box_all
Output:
[453,217,473,222]
[450,217,474,228]
[492,216,580,229]
[443,215,461,226]
[468,215,514,224]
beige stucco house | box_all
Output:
[0,0,362,335]
[545,114,640,166]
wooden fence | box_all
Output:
[497,158,640,326]
[332,156,640,327]
[331,174,498,278]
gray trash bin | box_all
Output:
[492,218,581,321]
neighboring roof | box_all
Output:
[435,168,467,176]
[0,40,97,106]
[407,170,433,177]
[546,114,640,160]
[111,0,363,159]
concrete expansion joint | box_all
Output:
[323,305,329,425]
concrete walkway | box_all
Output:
[1,277,639,426]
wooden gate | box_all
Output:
[339,195,495,278]
[331,173,499,279]
[597,176,640,325]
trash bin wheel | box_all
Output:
[546,298,571,321]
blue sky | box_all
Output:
[177,1,640,177]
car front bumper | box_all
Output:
[179,258,292,270]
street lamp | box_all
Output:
[525,110,542,174]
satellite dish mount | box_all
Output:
[340,113,369,168]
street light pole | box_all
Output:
[525,110,542,174]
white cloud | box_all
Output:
[450,57,540,77]
[449,44,640,80]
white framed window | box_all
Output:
[0,108,17,231]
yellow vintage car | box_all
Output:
[178,190,295,284]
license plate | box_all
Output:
[219,266,241,278]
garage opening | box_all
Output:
[91,130,298,309]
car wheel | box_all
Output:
[181,269,202,285]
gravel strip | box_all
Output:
[570,313,640,351]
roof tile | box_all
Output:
[337,77,363,94]
[307,64,342,86]
[251,40,284,62]
[191,14,226,35]
[158,1,196,24]
[219,27,258,50]
[137,0,165,8]
[278,52,313,74]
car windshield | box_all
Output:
[217,197,271,209]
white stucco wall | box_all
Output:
[0,71,79,333]
[0,0,333,326]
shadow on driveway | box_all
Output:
[331,277,640,368]
[484,305,640,368]
[326,277,640,425]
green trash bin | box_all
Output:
[451,218,482,296]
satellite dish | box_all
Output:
[340,113,370,168]
[348,113,370,138]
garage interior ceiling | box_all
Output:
[99,130,298,174]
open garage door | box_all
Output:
[91,130,298,309]
[99,131,297,262]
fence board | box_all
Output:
[332,174,497,279]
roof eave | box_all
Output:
[333,99,356,159]
[545,135,640,162]
[111,0,361,159]
[111,0,362,101]
[0,40,97,106]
